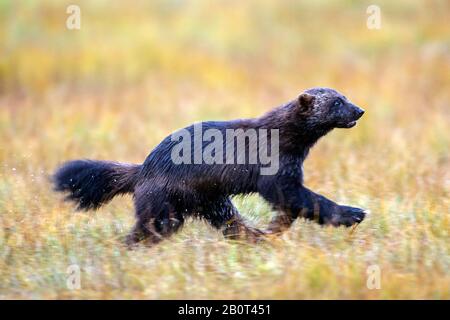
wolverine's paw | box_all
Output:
[332,206,367,227]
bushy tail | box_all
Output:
[52,160,141,210]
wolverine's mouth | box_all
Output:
[336,120,358,128]
[345,120,357,128]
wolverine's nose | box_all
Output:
[355,107,365,119]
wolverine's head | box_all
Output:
[296,87,365,129]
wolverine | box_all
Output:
[53,87,366,247]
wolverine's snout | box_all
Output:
[353,106,365,119]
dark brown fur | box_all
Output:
[53,87,366,247]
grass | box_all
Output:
[0,0,449,299]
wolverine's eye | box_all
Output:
[334,100,342,107]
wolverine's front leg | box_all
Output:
[261,183,366,235]
[298,187,366,227]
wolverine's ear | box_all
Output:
[297,93,315,113]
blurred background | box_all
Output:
[0,0,449,299]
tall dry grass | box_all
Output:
[0,0,449,299]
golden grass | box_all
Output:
[0,0,449,299]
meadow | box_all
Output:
[0,0,449,299]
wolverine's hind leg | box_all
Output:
[201,198,266,243]
[266,209,298,235]
[125,186,184,247]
